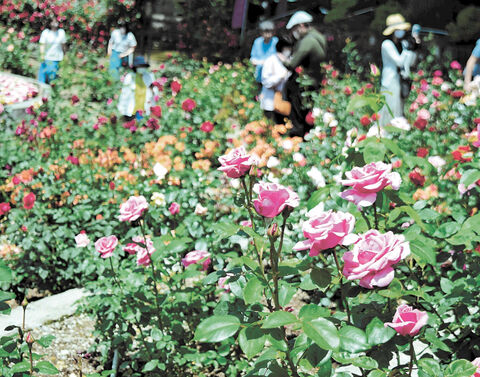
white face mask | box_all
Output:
[282,50,291,58]
[394,30,406,39]
[292,30,301,40]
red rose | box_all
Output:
[474,118,480,125]
[344,86,352,95]
[150,105,162,118]
[305,111,315,125]
[181,98,196,112]
[171,80,182,94]
[0,202,11,216]
[451,90,464,98]
[71,95,79,104]
[23,192,36,210]
[360,115,371,127]
[414,118,427,130]
[409,169,426,187]
[371,113,380,121]
[200,121,214,132]
[416,148,429,158]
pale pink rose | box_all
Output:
[339,162,401,208]
[132,235,156,266]
[169,202,180,215]
[428,156,446,170]
[118,195,148,222]
[218,273,234,292]
[253,182,299,218]
[240,220,253,227]
[432,90,440,98]
[293,210,356,256]
[384,304,428,336]
[471,357,480,377]
[432,76,443,86]
[458,182,476,196]
[415,93,428,105]
[342,230,410,289]
[75,233,90,248]
[95,235,118,258]
[409,102,419,113]
[123,243,138,255]
[218,146,257,178]
[417,109,431,120]
[370,64,379,76]
[473,125,480,148]
[182,250,211,271]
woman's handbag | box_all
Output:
[274,91,291,116]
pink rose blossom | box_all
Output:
[169,202,180,215]
[218,146,257,178]
[450,60,462,70]
[473,125,480,148]
[182,250,211,271]
[342,230,410,288]
[253,182,299,218]
[240,220,253,227]
[384,304,428,336]
[432,76,443,86]
[75,232,90,248]
[415,93,428,105]
[339,162,401,208]
[218,273,234,292]
[95,235,118,258]
[471,357,480,377]
[132,235,156,266]
[417,109,431,120]
[118,195,148,222]
[293,210,357,256]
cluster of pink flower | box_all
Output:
[0,74,39,105]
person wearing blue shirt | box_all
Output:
[464,39,480,91]
[250,21,278,83]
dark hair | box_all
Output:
[276,36,293,52]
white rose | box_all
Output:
[153,163,168,180]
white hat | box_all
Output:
[286,11,313,30]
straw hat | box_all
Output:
[383,14,411,36]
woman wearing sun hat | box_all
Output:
[379,14,416,127]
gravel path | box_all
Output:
[34,313,103,376]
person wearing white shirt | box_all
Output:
[260,37,292,123]
[38,19,67,84]
[379,14,416,127]
[117,56,159,119]
[108,21,137,78]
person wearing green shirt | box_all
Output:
[281,11,327,137]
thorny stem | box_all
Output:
[333,249,351,323]
[28,345,33,376]
[373,201,379,230]
[408,337,415,377]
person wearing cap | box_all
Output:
[38,18,67,84]
[378,14,416,127]
[282,11,327,137]
[117,56,158,119]
[464,39,480,92]
[108,20,137,78]
[250,20,278,83]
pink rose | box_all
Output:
[182,250,211,271]
[473,125,480,148]
[417,109,431,120]
[384,304,428,336]
[218,146,257,178]
[118,196,148,222]
[339,162,401,208]
[342,230,410,289]
[75,232,90,248]
[132,235,156,266]
[253,182,299,218]
[471,357,480,377]
[293,210,356,256]
[218,273,234,292]
[169,202,180,215]
[240,220,253,227]
[450,60,462,70]
[95,235,118,258]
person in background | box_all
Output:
[261,37,293,123]
[250,20,278,84]
[117,56,158,120]
[38,18,67,84]
[378,14,416,127]
[464,39,480,92]
[282,11,327,137]
[108,21,137,78]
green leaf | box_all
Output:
[311,268,331,289]
[262,311,298,329]
[243,276,264,305]
[35,361,60,374]
[307,187,330,210]
[418,358,442,377]
[382,139,404,158]
[238,326,266,359]
[433,222,461,238]
[0,261,12,282]
[36,334,55,348]
[352,356,378,370]
[409,236,437,266]
[214,222,240,240]
[194,315,240,343]
[299,304,330,321]
[425,328,451,352]
[366,317,396,346]
[265,328,288,351]
[142,359,159,372]
[278,282,296,307]
[302,318,340,351]
[367,371,388,377]
[378,279,403,299]
[363,140,386,163]
[440,277,454,294]
[339,325,369,353]
[11,361,30,372]
[460,169,480,187]
[444,359,477,377]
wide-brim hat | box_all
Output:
[133,56,150,68]
[383,13,411,36]
[286,11,313,30]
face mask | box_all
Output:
[282,50,291,58]
[292,30,300,40]
[394,30,406,39]
[137,68,147,74]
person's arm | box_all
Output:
[464,54,478,91]
[383,40,406,68]
[262,57,286,89]
[284,35,326,71]
[120,33,137,58]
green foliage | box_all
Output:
[446,6,480,43]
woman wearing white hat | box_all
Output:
[379,14,416,127]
